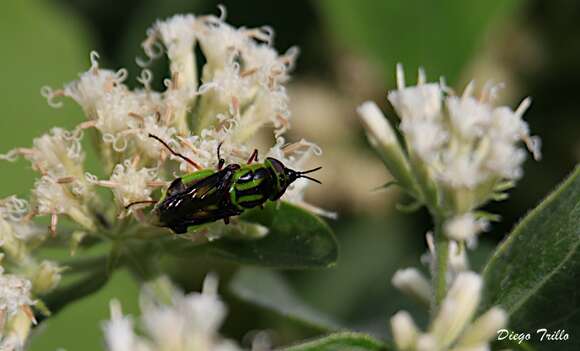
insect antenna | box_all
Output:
[125,200,158,209]
[299,175,321,184]
[148,134,202,169]
[216,141,225,170]
[298,166,322,184]
[300,166,322,174]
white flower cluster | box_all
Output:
[0,197,63,351]
[358,65,540,243]
[391,272,506,351]
[0,9,324,349]
[0,267,35,321]
[0,197,37,254]
[0,127,96,235]
[0,197,64,294]
[1,9,325,237]
[103,274,240,351]
[0,263,37,351]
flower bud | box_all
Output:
[146,15,198,134]
[31,260,64,295]
[103,300,139,351]
[391,311,419,351]
[392,268,431,306]
[358,101,398,146]
[154,15,198,91]
[430,272,482,349]
[456,307,507,347]
[416,334,437,351]
[357,101,417,195]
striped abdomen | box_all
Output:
[230,165,275,209]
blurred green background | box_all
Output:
[0,0,578,350]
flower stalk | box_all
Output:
[432,215,449,310]
[359,64,540,350]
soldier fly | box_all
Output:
[127,134,321,234]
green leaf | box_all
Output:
[30,270,140,351]
[318,0,522,84]
[206,202,338,269]
[482,165,580,350]
[230,267,341,331]
[38,264,109,322]
[279,332,389,351]
[0,0,90,196]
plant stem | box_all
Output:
[433,216,449,310]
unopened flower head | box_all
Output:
[391,311,419,351]
[358,101,398,146]
[390,272,507,351]
[147,14,197,85]
[392,268,431,306]
[359,65,540,217]
[31,260,64,295]
[103,300,143,351]
[103,274,240,351]
[430,272,483,348]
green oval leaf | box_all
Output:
[207,202,338,269]
[0,0,90,196]
[230,267,341,331]
[482,165,580,350]
[279,332,389,351]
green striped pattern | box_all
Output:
[230,165,270,208]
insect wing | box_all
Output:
[157,168,238,230]
[164,172,228,210]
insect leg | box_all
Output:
[125,199,158,209]
[148,134,202,169]
[247,149,259,164]
[223,216,230,225]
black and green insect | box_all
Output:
[127,134,322,234]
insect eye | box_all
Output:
[268,158,285,174]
